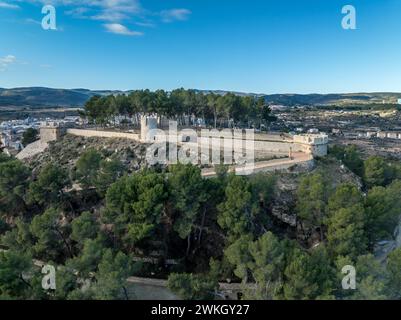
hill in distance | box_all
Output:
[1,87,400,109]
[0,87,123,109]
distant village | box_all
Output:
[0,116,82,156]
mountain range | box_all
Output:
[1,87,400,109]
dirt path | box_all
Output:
[201,152,313,177]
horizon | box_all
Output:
[1,0,401,93]
[2,86,401,96]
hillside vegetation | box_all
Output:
[1,137,401,300]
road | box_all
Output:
[201,152,313,177]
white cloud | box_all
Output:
[135,21,155,28]
[92,10,129,22]
[104,23,143,36]
[15,1,192,35]
[40,64,52,68]
[25,17,41,24]
[160,8,191,23]
[0,55,17,71]
[0,1,20,9]
[64,7,89,19]
[72,0,142,21]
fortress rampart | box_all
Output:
[17,117,328,174]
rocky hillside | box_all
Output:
[270,157,363,246]
[26,134,148,174]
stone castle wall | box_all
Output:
[66,129,140,141]
[64,128,327,157]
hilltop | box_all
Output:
[1,87,401,109]
[0,87,123,109]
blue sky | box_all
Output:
[0,0,401,93]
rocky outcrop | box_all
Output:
[374,216,401,263]
[26,134,147,173]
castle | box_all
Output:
[17,116,328,175]
[139,115,328,158]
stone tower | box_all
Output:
[140,115,158,142]
[40,122,64,143]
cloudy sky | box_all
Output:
[1,0,401,93]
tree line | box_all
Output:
[82,89,276,129]
[1,145,401,300]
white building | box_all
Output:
[293,133,329,157]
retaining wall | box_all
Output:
[66,128,306,156]
[66,129,141,141]
[16,140,49,160]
